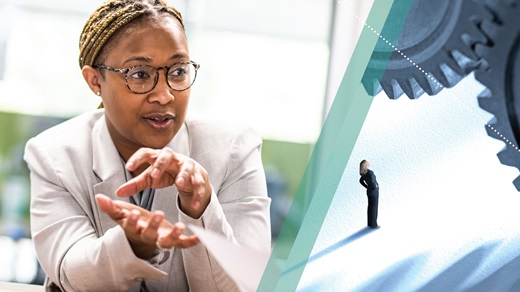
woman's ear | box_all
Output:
[82,65,102,95]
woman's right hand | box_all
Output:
[95,194,200,259]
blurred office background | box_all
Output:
[0,0,372,284]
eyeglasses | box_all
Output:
[93,61,200,94]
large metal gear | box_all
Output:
[475,0,520,190]
[362,0,490,99]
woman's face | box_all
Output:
[97,15,190,159]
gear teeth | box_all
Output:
[441,63,464,87]
[396,79,413,99]
[458,33,482,60]
[444,55,467,76]
[497,147,509,165]
[474,43,491,60]
[477,88,494,112]
[488,115,498,125]
[451,49,482,73]
[513,176,520,191]
[478,19,499,47]
[486,120,507,142]
[497,146,520,168]
[411,73,428,91]
[475,0,520,191]
[429,66,450,88]
[459,25,487,59]
[485,124,497,140]
[484,115,515,154]
[361,77,382,97]
[477,88,496,123]
[479,87,492,98]
[475,65,496,89]
[430,64,464,88]
[372,79,383,96]
[380,79,404,100]
[370,78,383,97]
[397,78,424,99]
[362,0,493,100]
[422,75,443,96]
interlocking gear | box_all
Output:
[361,0,520,189]
[362,0,490,99]
[475,0,520,190]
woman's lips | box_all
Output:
[143,114,175,130]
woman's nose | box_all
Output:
[148,70,175,105]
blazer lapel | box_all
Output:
[91,116,130,235]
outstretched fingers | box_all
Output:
[157,222,200,249]
[123,209,142,235]
[138,211,165,243]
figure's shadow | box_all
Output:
[282,227,376,276]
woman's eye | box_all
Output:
[170,67,187,77]
[128,70,151,79]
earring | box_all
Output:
[96,92,101,96]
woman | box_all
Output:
[23,1,271,291]
[359,160,380,229]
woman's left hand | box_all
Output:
[116,147,212,219]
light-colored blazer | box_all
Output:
[24,110,271,292]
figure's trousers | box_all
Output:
[367,189,379,227]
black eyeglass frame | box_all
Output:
[93,61,200,94]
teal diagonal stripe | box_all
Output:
[258,0,414,291]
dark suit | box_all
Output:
[359,169,379,227]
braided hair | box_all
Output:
[79,0,184,69]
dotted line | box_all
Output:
[336,0,520,152]
[335,0,443,88]
[487,125,520,151]
[464,102,520,151]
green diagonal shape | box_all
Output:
[258,0,415,291]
